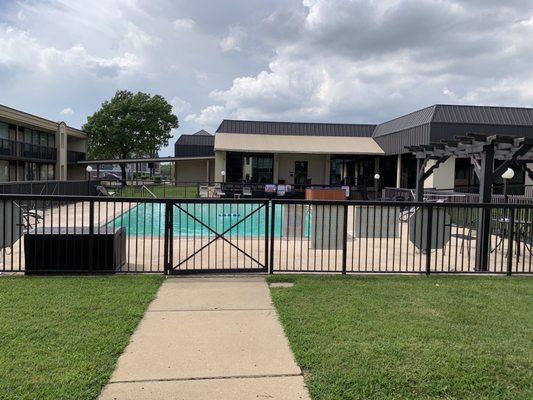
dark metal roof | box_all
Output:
[372,105,436,138]
[373,104,533,138]
[175,134,214,146]
[192,129,211,136]
[432,105,533,126]
[216,119,376,137]
[372,104,533,154]
[174,132,214,158]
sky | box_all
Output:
[1,0,533,156]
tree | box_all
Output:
[83,90,178,181]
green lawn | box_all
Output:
[114,184,198,198]
[268,275,533,400]
[0,275,163,400]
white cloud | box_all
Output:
[202,0,533,122]
[173,18,195,31]
[0,25,141,77]
[220,25,247,52]
[59,107,74,115]
[170,96,191,117]
[185,105,226,126]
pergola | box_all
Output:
[407,133,533,271]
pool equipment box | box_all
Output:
[24,226,126,274]
[354,206,400,238]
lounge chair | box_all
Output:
[199,185,209,198]
[242,186,252,197]
[13,202,44,230]
[96,185,116,196]
[213,183,226,198]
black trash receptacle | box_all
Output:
[24,226,126,274]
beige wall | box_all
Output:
[175,159,214,183]
[214,151,226,182]
[67,137,87,152]
[277,154,328,185]
[57,122,67,181]
[424,157,455,190]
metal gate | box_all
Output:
[166,199,269,274]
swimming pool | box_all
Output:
[108,203,311,237]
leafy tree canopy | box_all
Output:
[83,90,178,178]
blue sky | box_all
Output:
[1,0,533,155]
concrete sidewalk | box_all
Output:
[99,276,310,400]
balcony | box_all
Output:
[0,138,57,161]
[67,150,87,164]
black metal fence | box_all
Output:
[0,194,532,275]
[100,179,381,200]
[0,180,101,196]
[383,186,533,205]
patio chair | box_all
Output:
[14,202,44,230]
[96,185,116,197]
[199,185,209,198]
[242,186,252,197]
[213,183,226,198]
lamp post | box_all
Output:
[86,166,93,195]
[374,173,381,200]
[501,167,514,204]
[221,170,226,184]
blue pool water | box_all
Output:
[109,203,310,237]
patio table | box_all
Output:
[491,216,533,260]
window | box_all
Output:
[48,164,55,180]
[294,161,308,184]
[39,163,48,180]
[0,161,8,182]
[330,158,344,185]
[0,122,8,140]
[248,155,273,183]
[25,162,38,181]
[24,128,32,143]
[40,131,49,147]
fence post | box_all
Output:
[264,201,269,272]
[88,199,94,268]
[269,200,276,274]
[163,201,173,275]
[507,207,515,276]
[342,204,348,275]
[425,205,433,275]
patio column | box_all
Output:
[324,154,330,185]
[415,158,425,201]
[206,159,210,182]
[396,154,402,188]
[475,143,495,272]
[273,154,279,183]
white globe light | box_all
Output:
[374,173,381,180]
[86,166,93,173]
[501,168,514,180]
[221,170,226,176]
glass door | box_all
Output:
[294,161,308,184]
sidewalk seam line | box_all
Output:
[109,373,303,384]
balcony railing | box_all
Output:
[67,150,86,164]
[0,138,57,161]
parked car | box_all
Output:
[101,172,121,180]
